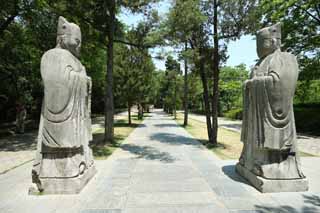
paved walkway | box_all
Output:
[185,112,320,156]
[1,110,320,212]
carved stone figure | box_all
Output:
[30,16,96,194]
[236,23,308,193]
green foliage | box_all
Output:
[219,64,249,113]
[224,108,243,120]
[294,80,320,104]
[0,0,160,124]
[114,44,156,108]
[162,56,182,114]
[0,3,57,121]
[258,0,320,80]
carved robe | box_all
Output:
[240,49,305,179]
[33,48,94,179]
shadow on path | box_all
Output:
[255,194,320,213]
[150,132,202,147]
[0,132,37,152]
[222,165,251,186]
[121,144,176,163]
[153,124,179,128]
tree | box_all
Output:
[165,0,207,126]
[114,44,155,124]
[164,56,182,119]
[219,64,249,112]
[208,0,258,145]
[0,1,58,122]
[165,0,214,139]
[165,0,258,145]
[47,0,159,142]
[258,0,320,81]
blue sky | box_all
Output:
[118,1,257,71]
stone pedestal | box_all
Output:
[236,163,308,193]
[29,166,96,195]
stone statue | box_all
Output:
[236,23,308,193]
[30,16,96,194]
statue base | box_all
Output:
[236,163,308,193]
[29,165,96,195]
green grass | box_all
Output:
[176,113,242,159]
[90,115,144,160]
[176,113,319,159]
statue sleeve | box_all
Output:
[41,50,80,123]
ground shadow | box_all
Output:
[255,194,320,213]
[114,122,146,128]
[0,131,37,152]
[90,132,122,158]
[120,144,176,163]
[150,132,202,147]
[222,164,252,186]
[153,124,179,128]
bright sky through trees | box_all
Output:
[118,0,257,70]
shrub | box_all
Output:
[224,108,243,120]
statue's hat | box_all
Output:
[257,23,281,40]
[57,16,69,36]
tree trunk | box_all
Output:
[174,77,177,120]
[211,0,219,146]
[183,41,189,126]
[138,104,143,120]
[199,48,213,143]
[128,102,131,125]
[104,0,115,143]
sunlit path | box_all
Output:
[1,109,320,212]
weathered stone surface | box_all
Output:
[29,16,95,194]
[237,23,308,192]
[236,163,308,193]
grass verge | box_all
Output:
[90,114,144,160]
[176,113,317,160]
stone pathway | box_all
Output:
[186,112,320,156]
[1,109,320,213]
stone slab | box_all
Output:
[130,178,211,193]
[126,192,218,207]
[236,163,309,193]
[124,204,229,213]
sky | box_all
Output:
[118,1,257,71]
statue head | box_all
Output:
[256,23,281,59]
[56,16,82,58]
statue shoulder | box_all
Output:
[275,51,298,63]
[40,48,80,79]
[270,51,298,68]
[41,48,72,63]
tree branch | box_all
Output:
[294,3,320,25]
[113,39,157,49]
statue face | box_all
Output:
[256,38,275,59]
[256,23,281,59]
[57,17,82,57]
[62,24,82,57]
